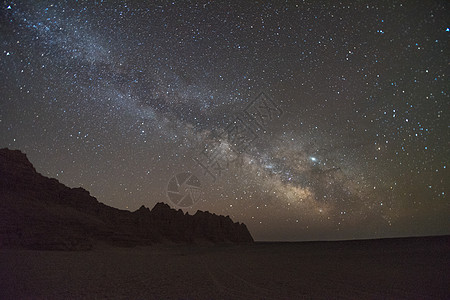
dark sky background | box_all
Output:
[1,0,448,241]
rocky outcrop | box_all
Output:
[0,148,253,250]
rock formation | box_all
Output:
[0,148,253,250]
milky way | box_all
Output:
[1,1,448,240]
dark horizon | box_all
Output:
[254,234,450,243]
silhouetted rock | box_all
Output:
[0,148,254,250]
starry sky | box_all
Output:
[1,0,449,241]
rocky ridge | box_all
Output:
[0,148,253,250]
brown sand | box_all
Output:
[0,237,449,299]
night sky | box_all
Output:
[1,0,448,241]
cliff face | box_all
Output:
[0,148,253,250]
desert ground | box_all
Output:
[0,237,449,299]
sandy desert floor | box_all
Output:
[0,237,449,299]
